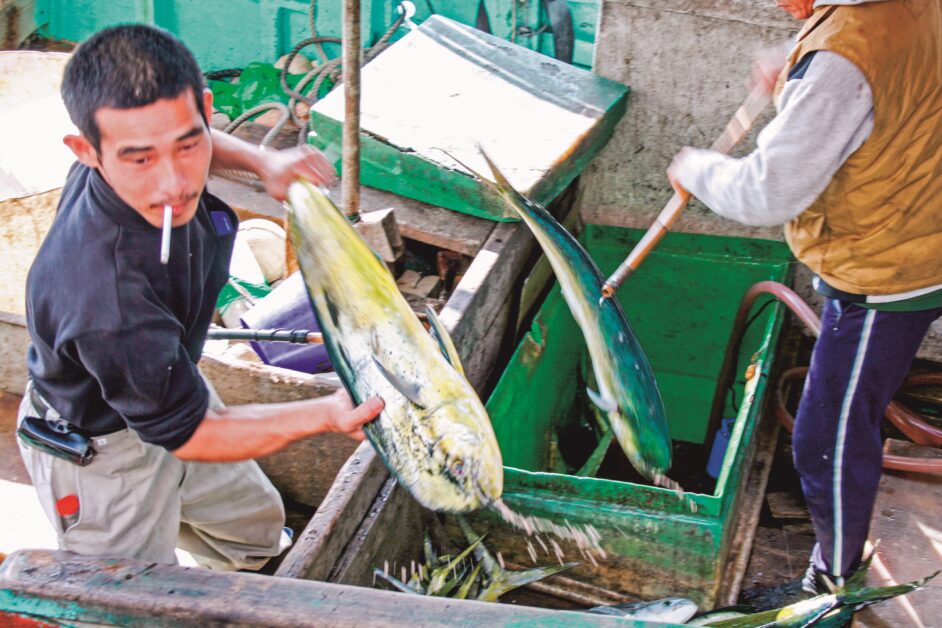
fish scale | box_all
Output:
[286,180,503,513]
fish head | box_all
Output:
[646,597,699,622]
[413,397,504,513]
[601,402,672,480]
[591,597,698,621]
[602,385,672,480]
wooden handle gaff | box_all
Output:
[601,82,772,299]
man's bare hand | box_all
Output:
[667,146,696,195]
[325,389,384,442]
[258,145,337,201]
[751,44,789,96]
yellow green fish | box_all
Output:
[286,180,503,513]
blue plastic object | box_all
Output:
[240,271,333,374]
[706,418,737,479]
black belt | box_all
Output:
[28,385,107,438]
[20,384,97,466]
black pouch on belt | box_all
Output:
[17,416,96,466]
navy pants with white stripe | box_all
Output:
[793,299,942,579]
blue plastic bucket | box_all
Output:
[706,417,737,479]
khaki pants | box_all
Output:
[16,377,287,571]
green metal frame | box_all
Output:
[34,0,600,71]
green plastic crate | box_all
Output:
[469,226,792,607]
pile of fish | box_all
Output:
[373,518,577,602]
[286,181,503,513]
[456,151,673,482]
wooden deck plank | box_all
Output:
[327,475,427,587]
[856,469,942,628]
[0,550,649,627]
[715,408,781,606]
[275,442,388,582]
[208,175,495,258]
[359,186,495,258]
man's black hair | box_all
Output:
[61,24,207,151]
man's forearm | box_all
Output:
[207,128,336,200]
[209,128,267,175]
[173,395,343,462]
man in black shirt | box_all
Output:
[18,24,383,569]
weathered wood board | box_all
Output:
[208,175,496,258]
[715,407,781,606]
[856,465,942,627]
[275,441,389,582]
[0,0,38,50]
[0,550,659,627]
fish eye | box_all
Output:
[450,459,465,477]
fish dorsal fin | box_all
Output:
[425,305,466,378]
[587,387,618,414]
[373,569,420,595]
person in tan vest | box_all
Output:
[669,0,942,597]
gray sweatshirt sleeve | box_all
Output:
[676,50,874,227]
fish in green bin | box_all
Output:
[285,180,503,513]
[456,150,672,481]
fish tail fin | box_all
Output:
[841,548,876,592]
[373,568,420,594]
[477,149,513,194]
[477,148,537,212]
[435,148,495,190]
[840,571,938,606]
[478,562,579,602]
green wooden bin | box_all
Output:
[470,226,792,607]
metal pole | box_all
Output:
[342,0,362,219]
[206,329,325,344]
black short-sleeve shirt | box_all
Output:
[25,164,237,450]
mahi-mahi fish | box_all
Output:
[588,597,699,623]
[285,180,503,513]
[695,554,937,628]
[696,573,937,627]
[459,151,672,480]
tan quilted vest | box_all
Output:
[781,0,942,294]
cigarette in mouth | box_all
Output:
[160,204,172,264]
